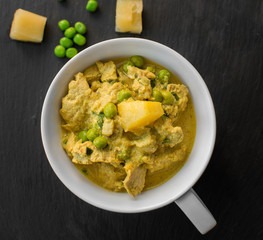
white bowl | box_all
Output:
[41,38,216,218]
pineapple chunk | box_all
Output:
[118,101,164,132]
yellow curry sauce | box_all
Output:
[60,57,196,197]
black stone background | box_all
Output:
[0,0,263,239]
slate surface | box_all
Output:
[0,0,263,239]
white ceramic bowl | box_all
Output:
[41,38,216,227]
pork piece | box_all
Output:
[102,119,114,136]
[83,65,101,82]
[126,66,155,80]
[62,132,78,158]
[146,146,187,173]
[88,163,126,192]
[71,141,120,166]
[117,69,133,87]
[60,73,93,132]
[127,65,154,100]
[132,77,152,100]
[154,118,184,147]
[123,162,147,197]
[167,84,189,112]
[131,128,157,154]
[96,61,118,82]
[92,82,124,113]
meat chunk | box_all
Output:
[132,77,152,100]
[71,141,120,166]
[154,118,184,147]
[87,163,126,192]
[83,65,101,82]
[62,132,78,158]
[167,84,189,112]
[117,69,133,87]
[92,82,124,113]
[126,66,155,80]
[60,73,93,131]
[131,128,157,154]
[96,61,118,82]
[102,119,114,136]
[123,162,147,197]
[146,146,187,173]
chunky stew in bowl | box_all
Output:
[60,56,196,197]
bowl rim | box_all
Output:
[41,37,216,213]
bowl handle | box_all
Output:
[175,188,216,234]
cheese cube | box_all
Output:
[115,0,143,34]
[10,9,47,43]
[118,101,164,132]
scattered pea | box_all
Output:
[118,89,132,102]
[161,91,174,105]
[103,103,117,119]
[58,19,70,31]
[130,55,144,68]
[152,90,163,102]
[87,129,99,141]
[93,136,108,149]
[54,45,66,58]
[78,130,88,142]
[86,0,98,12]
[59,37,73,48]
[158,69,170,84]
[75,22,87,34]
[64,27,77,39]
[66,48,78,58]
[73,34,86,46]
[123,61,135,73]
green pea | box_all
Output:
[118,150,130,161]
[86,0,98,12]
[66,48,78,58]
[59,37,73,48]
[158,69,170,84]
[78,130,88,142]
[161,91,174,105]
[152,90,163,102]
[64,27,76,39]
[118,89,132,102]
[146,66,156,73]
[123,61,135,73]
[86,129,99,141]
[73,34,86,46]
[74,22,87,34]
[103,103,117,119]
[58,19,70,31]
[54,45,66,58]
[93,136,108,149]
[130,55,144,68]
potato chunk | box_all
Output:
[115,0,143,34]
[118,101,164,132]
[10,9,47,43]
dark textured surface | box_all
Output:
[1,0,263,239]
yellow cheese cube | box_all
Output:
[115,0,143,34]
[10,9,47,43]
[118,101,164,132]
